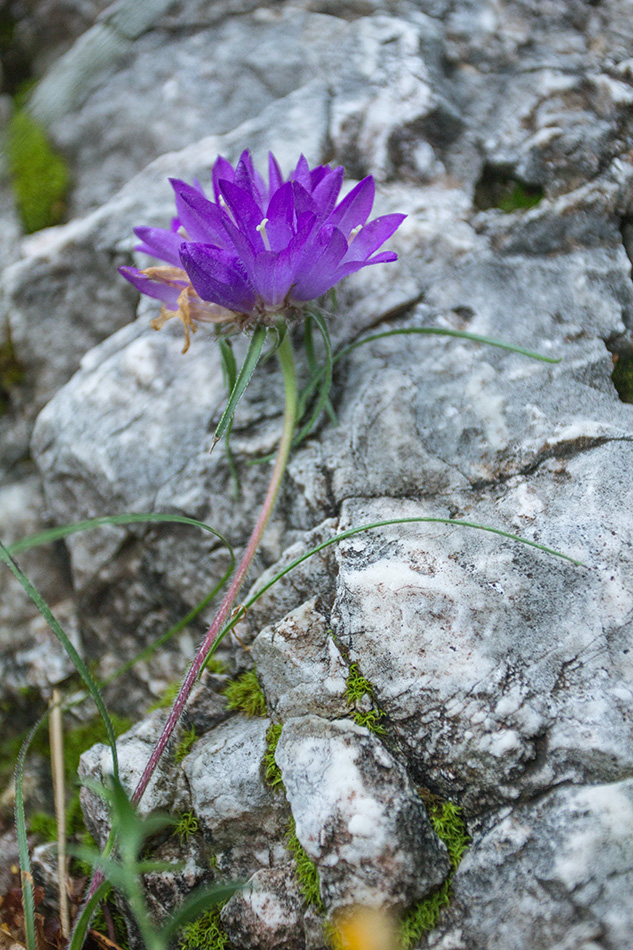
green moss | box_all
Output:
[399,800,470,948]
[28,810,58,842]
[612,354,633,403]
[178,907,229,950]
[91,901,131,950]
[174,810,199,841]
[7,108,70,233]
[474,166,543,213]
[344,663,385,735]
[263,723,284,789]
[285,818,324,912]
[174,725,198,764]
[223,669,266,718]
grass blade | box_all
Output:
[69,880,112,950]
[336,326,561,364]
[7,512,234,557]
[0,542,120,781]
[14,721,41,950]
[162,883,239,943]
[220,516,585,636]
[218,337,240,498]
[211,325,267,450]
[293,310,336,446]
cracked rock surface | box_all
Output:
[2,0,633,947]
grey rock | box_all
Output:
[428,779,633,950]
[182,714,289,875]
[251,599,348,721]
[275,715,450,911]
[221,864,306,950]
[0,472,77,701]
[78,709,188,846]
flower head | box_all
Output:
[120,150,405,350]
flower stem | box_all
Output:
[132,328,297,805]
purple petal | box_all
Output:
[341,213,406,263]
[291,180,318,217]
[291,154,311,191]
[219,179,266,250]
[291,225,349,301]
[309,165,329,189]
[311,166,344,219]
[251,249,295,309]
[330,251,399,285]
[212,154,235,204]
[234,150,267,210]
[180,243,256,312]
[268,152,284,198]
[328,176,375,234]
[133,226,184,267]
[265,181,295,251]
[119,266,184,308]
[170,179,231,245]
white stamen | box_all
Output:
[348,224,362,245]
[256,217,271,251]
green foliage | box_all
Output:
[612,353,633,403]
[344,663,385,735]
[73,774,236,950]
[223,669,266,718]
[7,109,69,233]
[28,810,57,842]
[496,182,543,213]
[399,799,470,947]
[174,810,199,841]
[174,725,198,764]
[178,907,228,950]
[285,818,324,912]
[428,800,470,869]
[263,723,284,789]
[400,880,452,949]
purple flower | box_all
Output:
[120,150,405,350]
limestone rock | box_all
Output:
[275,715,450,911]
[221,864,306,950]
[182,715,289,876]
[428,779,633,950]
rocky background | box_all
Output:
[2,1,633,948]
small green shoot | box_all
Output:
[223,669,266,718]
[174,726,198,764]
[174,810,199,841]
[263,723,284,789]
[344,663,385,735]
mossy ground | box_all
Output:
[263,722,284,789]
[178,907,229,950]
[223,668,266,718]
[7,108,69,233]
[399,798,470,948]
[285,817,325,912]
[344,662,385,734]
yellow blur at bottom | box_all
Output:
[334,907,399,950]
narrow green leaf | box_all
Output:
[6,512,235,688]
[218,516,585,640]
[7,512,234,557]
[212,325,267,449]
[0,542,120,780]
[162,883,240,942]
[219,337,241,498]
[14,721,42,950]
[337,326,562,364]
[69,880,111,950]
[295,310,337,439]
